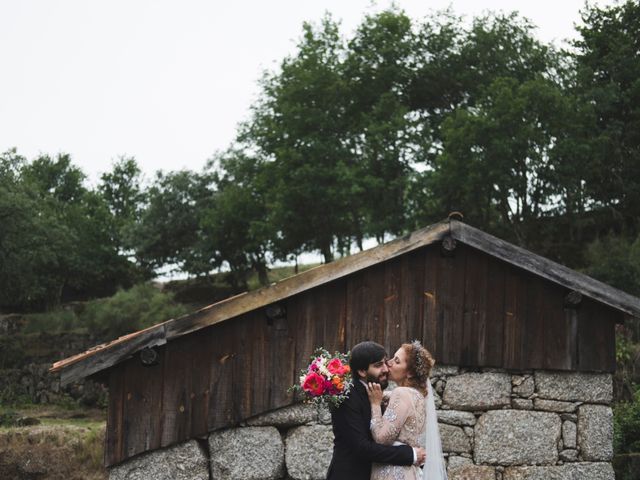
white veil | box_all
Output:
[423,380,447,479]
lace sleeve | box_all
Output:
[370,388,412,445]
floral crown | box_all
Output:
[410,339,432,380]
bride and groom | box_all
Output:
[326,340,447,480]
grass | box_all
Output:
[0,402,107,476]
[0,421,107,480]
[0,402,105,427]
[73,425,105,473]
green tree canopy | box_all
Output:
[574,0,640,233]
[0,150,140,310]
[132,169,213,274]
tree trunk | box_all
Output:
[320,243,334,263]
[255,262,269,286]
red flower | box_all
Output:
[302,372,326,396]
[327,358,345,375]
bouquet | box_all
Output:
[291,347,353,408]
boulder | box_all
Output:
[285,425,334,480]
[437,410,477,427]
[577,404,613,461]
[441,424,472,453]
[559,449,578,462]
[511,398,533,410]
[209,426,284,480]
[443,373,511,411]
[534,372,612,403]
[448,465,496,480]
[533,399,579,413]
[110,440,209,480]
[245,403,317,427]
[512,375,534,398]
[474,410,560,466]
[562,420,577,449]
[447,455,473,469]
[503,462,614,479]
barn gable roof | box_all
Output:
[50,219,640,385]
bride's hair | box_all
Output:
[400,341,435,396]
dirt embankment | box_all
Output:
[0,423,107,480]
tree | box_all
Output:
[132,170,214,275]
[20,152,86,204]
[98,156,145,253]
[407,12,554,140]
[0,149,148,310]
[244,16,356,262]
[199,150,272,287]
[343,9,418,241]
[0,151,74,309]
[428,77,571,237]
[574,0,640,234]
[584,234,640,297]
[406,12,575,247]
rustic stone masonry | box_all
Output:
[109,367,615,480]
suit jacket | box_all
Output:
[326,380,414,480]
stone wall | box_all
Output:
[109,367,615,480]
[0,313,106,406]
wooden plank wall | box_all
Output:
[105,243,620,465]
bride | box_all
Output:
[366,341,447,480]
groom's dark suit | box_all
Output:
[326,380,414,480]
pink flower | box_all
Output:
[324,379,338,395]
[327,358,345,375]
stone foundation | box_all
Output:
[109,368,615,480]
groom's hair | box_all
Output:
[349,341,387,377]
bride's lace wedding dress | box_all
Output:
[370,386,426,480]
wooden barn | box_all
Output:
[50,219,640,469]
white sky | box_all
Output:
[0,0,618,184]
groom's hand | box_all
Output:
[414,447,426,465]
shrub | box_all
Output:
[0,337,25,369]
[0,410,19,427]
[23,309,81,334]
[81,283,189,339]
[615,385,640,453]
[584,235,640,296]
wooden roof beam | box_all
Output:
[450,220,640,318]
[51,220,451,385]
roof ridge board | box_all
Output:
[50,220,450,384]
[166,220,450,339]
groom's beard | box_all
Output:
[364,372,389,390]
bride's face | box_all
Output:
[388,347,410,383]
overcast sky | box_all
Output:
[0,0,617,184]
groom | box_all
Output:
[326,341,426,480]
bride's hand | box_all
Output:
[366,382,384,406]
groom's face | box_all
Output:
[358,357,389,389]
